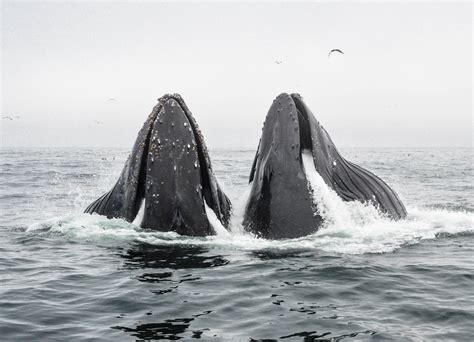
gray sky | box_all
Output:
[1,1,472,148]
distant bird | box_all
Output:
[2,115,20,120]
[94,120,103,125]
[108,97,116,101]
[328,49,344,58]
[274,60,283,65]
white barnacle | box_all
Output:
[183,122,188,127]
[194,161,198,169]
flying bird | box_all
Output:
[274,60,283,65]
[2,115,19,120]
[108,97,116,101]
[94,120,103,125]
[328,49,344,58]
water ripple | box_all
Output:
[1,148,473,340]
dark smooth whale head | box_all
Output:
[244,93,407,239]
[85,94,231,236]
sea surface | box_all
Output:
[0,147,473,341]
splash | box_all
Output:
[301,150,382,229]
[204,203,230,237]
[25,150,473,254]
[300,150,473,253]
[26,206,473,255]
[132,200,146,226]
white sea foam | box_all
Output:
[132,200,146,226]
[301,150,381,228]
[204,203,230,237]
[26,150,473,255]
[26,205,473,255]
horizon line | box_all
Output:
[0,146,472,150]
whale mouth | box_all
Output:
[291,95,313,154]
[244,92,407,239]
[85,93,232,235]
[291,94,314,159]
[138,94,231,234]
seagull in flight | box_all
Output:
[3,115,20,120]
[328,49,344,58]
[274,60,283,65]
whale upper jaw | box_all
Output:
[244,92,407,240]
[85,94,231,236]
[247,93,322,185]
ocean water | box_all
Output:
[0,147,473,341]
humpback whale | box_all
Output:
[244,93,407,239]
[85,94,232,236]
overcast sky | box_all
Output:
[1,1,472,148]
